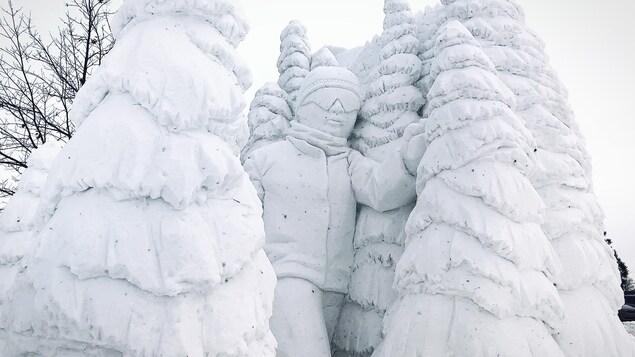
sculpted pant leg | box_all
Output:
[322,291,345,341]
[270,278,331,357]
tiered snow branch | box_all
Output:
[0,1,276,356]
[439,0,634,354]
[377,20,565,357]
[333,1,423,356]
[277,20,311,105]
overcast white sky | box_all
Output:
[18,0,635,271]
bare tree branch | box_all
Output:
[0,0,114,205]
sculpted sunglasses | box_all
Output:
[302,90,360,113]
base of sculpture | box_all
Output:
[270,278,344,357]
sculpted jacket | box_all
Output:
[243,136,416,293]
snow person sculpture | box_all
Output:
[244,66,426,356]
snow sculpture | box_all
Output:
[333,0,424,355]
[0,141,61,297]
[242,21,312,160]
[242,46,337,161]
[351,0,423,159]
[0,0,277,356]
[243,20,315,161]
[413,4,447,103]
[376,20,566,357]
[311,47,340,71]
[244,66,423,357]
[278,20,311,105]
[241,83,292,159]
[439,0,635,354]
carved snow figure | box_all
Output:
[376,21,565,357]
[278,20,311,105]
[0,141,61,297]
[439,0,635,355]
[333,0,424,355]
[0,0,277,356]
[244,66,424,357]
[242,20,312,160]
[241,83,293,159]
[241,47,338,161]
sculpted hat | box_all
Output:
[295,66,361,111]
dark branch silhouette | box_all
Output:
[0,0,113,204]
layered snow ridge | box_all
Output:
[351,0,424,159]
[0,1,277,356]
[0,141,61,299]
[72,0,253,152]
[277,20,311,105]
[376,20,565,357]
[241,83,292,159]
[242,45,341,161]
[311,47,340,71]
[333,1,423,356]
[438,0,635,355]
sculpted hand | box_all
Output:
[401,122,427,176]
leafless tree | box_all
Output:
[0,0,113,202]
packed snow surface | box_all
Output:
[333,1,423,356]
[0,1,276,356]
[377,20,564,357]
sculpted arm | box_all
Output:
[243,152,266,204]
[348,150,416,212]
[348,122,427,212]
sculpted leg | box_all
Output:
[322,291,345,341]
[270,278,330,357]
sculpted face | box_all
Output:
[296,87,361,138]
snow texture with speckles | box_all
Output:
[332,1,423,356]
[277,20,311,105]
[376,20,565,357]
[0,1,276,356]
[0,141,62,299]
[241,83,293,160]
[437,0,635,355]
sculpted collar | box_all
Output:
[286,121,350,157]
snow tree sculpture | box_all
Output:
[311,47,339,71]
[351,0,423,159]
[333,1,424,356]
[377,20,565,357]
[277,20,311,105]
[241,83,292,160]
[413,4,447,106]
[243,45,340,161]
[0,141,61,296]
[0,0,277,356]
[243,31,326,162]
[439,0,635,355]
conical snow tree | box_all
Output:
[333,2,423,356]
[241,34,328,159]
[439,0,635,355]
[0,1,276,356]
[351,0,424,159]
[413,4,448,107]
[277,20,311,105]
[376,21,565,357]
[0,141,61,296]
[241,83,292,159]
[311,46,339,71]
